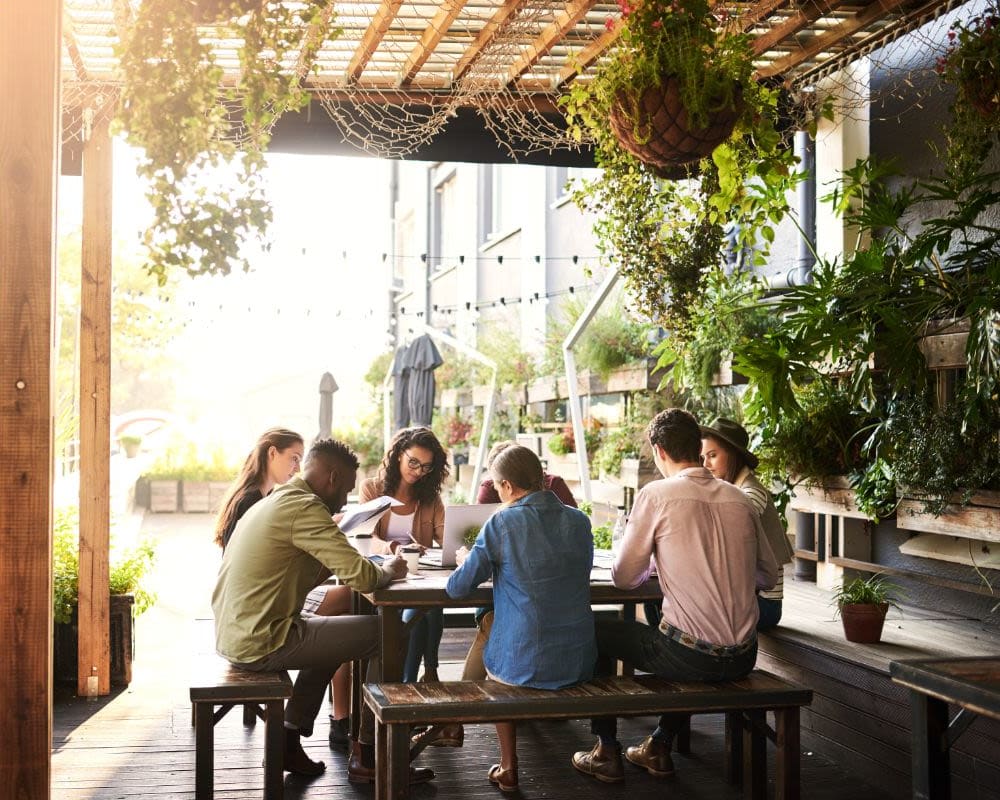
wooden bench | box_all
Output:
[365,670,812,800]
[189,656,292,800]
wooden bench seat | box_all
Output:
[189,656,292,800]
[364,669,813,800]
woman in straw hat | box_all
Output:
[700,419,794,629]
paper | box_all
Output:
[339,495,403,534]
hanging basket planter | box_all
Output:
[609,77,743,172]
[961,73,1000,118]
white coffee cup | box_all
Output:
[400,545,421,574]
[353,533,372,556]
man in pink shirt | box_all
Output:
[572,408,778,783]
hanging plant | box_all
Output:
[562,0,803,327]
[935,2,1000,175]
[115,0,333,283]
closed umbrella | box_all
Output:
[405,334,443,426]
[392,343,412,430]
[317,372,338,442]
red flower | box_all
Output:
[605,16,616,29]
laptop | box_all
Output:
[421,503,501,568]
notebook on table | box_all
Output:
[420,503,501,568]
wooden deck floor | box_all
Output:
[51,513,903,799]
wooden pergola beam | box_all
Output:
[738,0,790,32]
[453,0,529,82]
[296,0,338,81]
[506,0,597,85]
[399,0,470,87]
[752,0,850,55]
[0,0,61,795]
[553,19,620,88]
[63,9,88,81]
[346,0,405,83]
[756,0,910,77]
[77,115,113,698]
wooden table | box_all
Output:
[349,565,662,739]
[890,656,1000,800]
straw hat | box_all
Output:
[699,418,759,470]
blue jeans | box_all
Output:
[757,596,782,630]
[590,617,757,741]
[401,607,444,683]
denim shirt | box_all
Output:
[446,490,597,689]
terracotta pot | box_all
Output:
[609,77,743,172]
[839,602,888,643]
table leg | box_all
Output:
[194,703,214,800]
[911,691,951,800]
[351,591,374,742]
[380,607,405,682]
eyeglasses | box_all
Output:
[404,453,435,475]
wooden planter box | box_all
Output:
[440,388,472,408]
[558,371,607,397]
[501,382,527,406]
[472,384,495,406]
[788,476,867,519]
[53,593,135,687]
[619,456,659,490]
[149,479,179,513]
[606,359,662,392]
[544,451,581,482]
[182,480,211,513]
[917,318,969,369]
[527,378,559,403]
[710,354,749,387]
[896,489,1000,542]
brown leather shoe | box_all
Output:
[571,740,624,783]
[488,762,519,792]
[625,736,675,777]
[347,740,435,785]
[284,735,325,776]
[411,723,464,749]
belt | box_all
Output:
[658,620,756,658]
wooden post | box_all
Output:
[77,116,113,697]
[0,0,62,795]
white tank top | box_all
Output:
[385,510,415,547]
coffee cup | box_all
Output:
[400,544,421,574]
[353,533,373,556]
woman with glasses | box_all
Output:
[361,426,449,683]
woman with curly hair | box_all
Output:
[213,427,304,550]
[361,426,449,683]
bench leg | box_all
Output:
[194,703,214,800]
[263,700,284,800]
[243,702,258,727]
[742,710,766,800]
[675,715,691,755]
[774,707,800,800]
[725,712,743,786]
[375,721,411,800]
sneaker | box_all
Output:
[571,740,625,783]
[328,716,350,750]
[625,736,675,777]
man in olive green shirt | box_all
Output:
[212,439,432,784]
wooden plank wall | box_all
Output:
[0,0,62,795]
[77,117,113,697]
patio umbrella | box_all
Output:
[317,372,338,442]
[405,334,443,427]
[392,343,412,430]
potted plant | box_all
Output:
[935,2,1000,174]
[443,412,474,466]
[832,574,900,644]
[53,505,157,687]
[115,0,331,282]
[119,434,142,459]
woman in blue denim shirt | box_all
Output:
[445,445,597,792]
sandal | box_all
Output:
[488,763,519,793]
